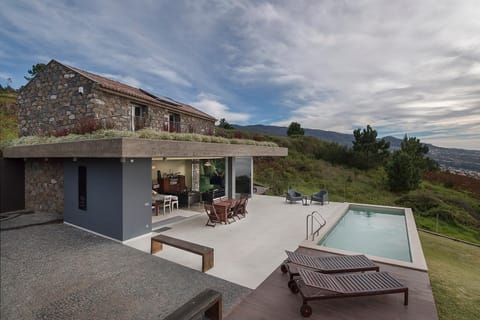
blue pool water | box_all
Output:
[319,206,412,262]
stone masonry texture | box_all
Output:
[17,61,96,136]
[17,60,215,136]
[25,159,64,214]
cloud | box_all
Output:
[191,93,250,123]
[98,73,142,88]
[1,0,479,149]
[224,0,480,149]
[0,71,11,82]
[0,0,193,88]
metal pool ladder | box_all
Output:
[306,211,326,241]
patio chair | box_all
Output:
[204,204,222,227]
[286,189,303,203]
[310,190,328,205]
[226,200,238,223]
[240,193,249,215]
[281,250,379,287]
[234,198,247,219]
[293,268,408,317]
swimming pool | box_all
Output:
[318,205,411,262]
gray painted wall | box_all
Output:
[122,158,152,240]
[64,159,123,240]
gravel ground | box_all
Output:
[0,213,251,320]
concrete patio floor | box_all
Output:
[126,195,348,289]
[1,197,438,319]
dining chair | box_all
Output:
[163,195,172,214]
[171,195,179,210]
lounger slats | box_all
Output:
[318,255,375,270]
[299,269,406,294]
[285,251,325,269]
[301,270,344,293]
[285,251,379,273]
[296,268,409,317]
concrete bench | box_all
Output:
[164,289,222,320]
[151,234,214,272]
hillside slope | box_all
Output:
[234,124,480,174]
[0,92,18,142]
[248,134,480,244]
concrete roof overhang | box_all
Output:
[3,138,288,158]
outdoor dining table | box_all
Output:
[213,199,237,223]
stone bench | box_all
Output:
[151,234,214,272]
[164,289,222,320]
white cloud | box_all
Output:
[0,72,11,81]
[1,0,479,149]
[98,73,142,88]
[191,94,250,123]
[227,0,480,149]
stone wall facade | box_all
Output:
[17,61,97,136]
[80,90,215,134]
[25,159,64,214]
[179,112,215,135]
[18,60,215,136]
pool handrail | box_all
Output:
[306,211,326,241]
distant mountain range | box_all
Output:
[233,124,480,175]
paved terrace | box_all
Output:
[0,213,251,320]
[127,195,349,289]
[129,195,437,319]
[1,196,438,319]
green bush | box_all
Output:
[395,193,441,212]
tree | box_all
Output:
[351,125,390,169]
[386,150,420,192]
[0,78,16,93]
[24,63,46,81]
[385,135,438,192]
[287,122,304,136]
[217,118,234,129]
[400,135,428,171]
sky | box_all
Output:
[1,0,479,150]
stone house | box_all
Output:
[1,60,287,242]
[17,59,216,137]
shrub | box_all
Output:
[395,193,441,212]
[253,134,264,141]
[444,180,454,189]
[233,131,243,139]
[72,118,98,134]
[54,128,70,137]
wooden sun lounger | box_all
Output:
[293,268,408,317]
[281,251,380,287]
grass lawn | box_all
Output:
[420,232,480,320]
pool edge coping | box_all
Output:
[299,202,428,272]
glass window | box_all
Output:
[78,166,87,210]
[200,159,225,192]
[132,104,148,130]
[235,157,252,196]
